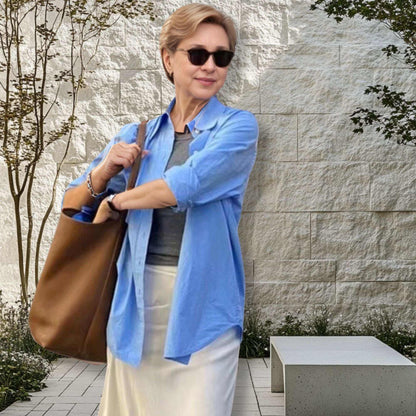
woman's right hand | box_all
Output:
[95,142,150,182]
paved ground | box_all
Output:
[0,356,284,416]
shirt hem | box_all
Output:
[163,323,242,366]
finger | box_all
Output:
[114,142,140,154]
[141,150,150,159]
[130,144,141,160]
[118,144,140,161]
[114,142,139,159]
[116,148,139,165]
[110,145,142,167]
[130,143,141,152]
[112,154,134,169]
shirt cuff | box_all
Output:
[162,166,197,213]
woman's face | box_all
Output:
[163,23,231,103]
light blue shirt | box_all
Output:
[63,94,259,367]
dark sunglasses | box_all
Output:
[176,48,234,67]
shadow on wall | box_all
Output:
[232,0,415,330]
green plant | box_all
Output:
[357,308,416,362]
[0,0,156,306]
[240,303,274,358]
[274,311,307,336]
[310,0,416,144]
[241,304,416,363]
[0,290,61,361]
[304,304,332,335]
[0,290,62,411]
[0,350,52,411]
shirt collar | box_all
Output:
[163,94,225,133]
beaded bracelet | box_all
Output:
[86,170,107,199]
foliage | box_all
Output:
[0,290,61,361]
[309,0,416,145]
[0,289,62,411]
[0,0,156,306]
[240,303,274,358]
[358,308,416,359]
[241,304,416,364]
[0,290,414,411]
[274,311,308,336]
[0,350,52,411]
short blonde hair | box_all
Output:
[159,3,237,84]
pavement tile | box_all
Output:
[1,358,266,416]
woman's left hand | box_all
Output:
[93,197,120,224]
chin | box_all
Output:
[193,87,220,100]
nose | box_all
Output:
[201,53,216,71]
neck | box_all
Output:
[170,93,210,130]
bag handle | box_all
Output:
[116,120,147,223]
[126,120,148,191]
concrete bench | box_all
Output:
[270,336,416,416]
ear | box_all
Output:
[162,48,173,74]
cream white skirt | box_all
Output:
[97,263,241,416]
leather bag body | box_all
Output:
[28,120,147,364]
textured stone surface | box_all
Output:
[241,212,311,260]
[119,70,162,115]
[245,160,371,212]
[77,70,120,116]
[370,162,416,211]
[340,43,410,69]
[255,114,297,162]
[240,1,288,45]
[1,0,414,330]
[287,0,399,46]
[244,160,278,212]
[298,113,415,162]
[372,68,416,100]
[258,43,339,69]
[336,282,410,306]
[337,260,416,282]
[47,122,88,165]
[244,260,254,284]
[83,115,125,159]
[311,212,416,260]
[90,43,157,71]
[220,45,260,112]
[253,282,335,305]
[254,259,336,283]
[260,68,375,114]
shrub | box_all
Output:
[357,308,416,361]
[0,290,61,411]
[0,290,61,361]
[0,350,52,409]
[240,303,274,358]
[241,303,416,364]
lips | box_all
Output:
[196,78,216,85]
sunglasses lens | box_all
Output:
[188,49,210,66]
[187,49,234,67]
[214,51,234,67]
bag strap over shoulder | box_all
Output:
[126,120,148,191]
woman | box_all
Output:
[62,3,258,416]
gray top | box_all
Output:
[145,126,193,266]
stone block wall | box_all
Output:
[1,0,415,329]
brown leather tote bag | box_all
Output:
[29,120,147,364]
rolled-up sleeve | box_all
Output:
[61,123,136,219]
[162,110,258,213]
